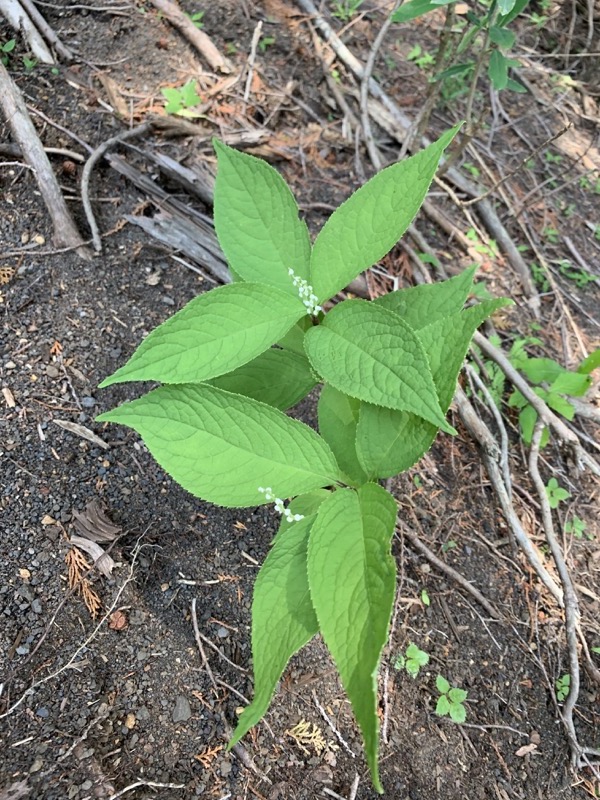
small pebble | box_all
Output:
[172,695,191,723]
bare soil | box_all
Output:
[1,2,599,799]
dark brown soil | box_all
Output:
[1,2,599,799]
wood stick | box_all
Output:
[0,60,89,256]
[149,0,233,73]
[0,0,54,63]
[17,0,75,62]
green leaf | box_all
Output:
[391,0,456,23]
[99,283,306,387]
[96,384,341,507]
[229,492,328,749]
[546,393,575,420]
[374,265,477,330]
[497,0,530,25]
[304,300,453,433]
[578,348,600,375]
[213,140,311,294]
[520,357,564,384]
[356,299,509,478]
[506,78,527,93]
[436,695,451,716]
[277,315,313,355]
[180,80,202,107]
[310,126,461,302]
[489,26,516,49]
[210,348,317,410]
[161,87,183,114]
[497,0,518,15]
[317,385,369,485]
[518,404,548,447]
[449,702,466,723]
[488,49,509,90]
[550,371,591,397]
[436,675,450,694]
[436,62,475,81]
[307,484,398,793]
[448,688,468,704]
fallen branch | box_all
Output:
[0,60,89,256]
[0,0,54,63]
[17,0,75,62]
[148,0,233,74]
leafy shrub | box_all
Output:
[98,127,508,792]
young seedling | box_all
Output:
[332,0,364,21]
[564,516,589,540]
[97,126,509,793]
[555,673,570,702]
[435,675,468,723]
[545,478,571,509]
[185,10,204,28]
[160,80,202,117]
[395,643,430,678]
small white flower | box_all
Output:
[288,268,321,316]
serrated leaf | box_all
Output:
[436,695,451,716]
[229,492,328,749]
[391,0,457,23]
[318,385,368,485]
[213,140,311,294]
[356,299,509,478]
[374,265,477,330]
[489,49,509,90]
[436,675,450,694]
[307,484,398,793]
[96,384,341,507]
[310,126,461,302]
[448,688,468,704]
[550,371,591,397]
[99,283,306,387]
[546,393,575,420]
[210,348,317,410]
[449,703,466,723]
[304,300,453,433]
[520,357,564,384]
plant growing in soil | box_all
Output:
[97,127,509,792]
[435,675,468,723]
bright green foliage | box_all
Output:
[545,478,571,509]
[161,80,202,116]
[310,126,460,302]
[97,133,506,792]
[555,673,571,702]
[565,516,590,540]
[317,386,368,485]
[210,348,317,410]
[213,140,311,294]
[99,283,306,387]
[404,643,430,678]
[96,384,340,507]
[307,484,398,793]
[305,300,454,433]
[229,491,328,748]
[435,675,468,723]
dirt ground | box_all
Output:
[1,1,599,799]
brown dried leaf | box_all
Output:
[0,266,15,286]
[72,500,121,542]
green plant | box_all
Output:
[556,259,596,289]
[160,80,202,117]
[421,588,431,607]
[22,55,37,72]
[97,125,509,793]
[555,673,570,702]
[543,226,559,245]
[258,35,276,52]
[331,0,364,21]
[545,478,571,509]
[565,515,592,540]
[503,341,595,447]
[1,39,16,66]
[185,10,204,28]
[435,675,468,722]
[408,44,435,69]
[395,643,430,678]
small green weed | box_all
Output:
[544,151,562,165]
[394,643,430,678]
[1,39,16,66]
[258,35,276,53]
[185,10,204,28]
[542,226,560,245]
[555,673,570,702]
[421,589,431,607]
[530,262,549,291]
[22,56,37,72]
[557,259,596,289]
[331,0,364,21]
[161,80,202,117]
[565,515,592,540]
[545,478,570,509]
[435,676,467,723]
[465,228,498,260]
[408,44,435,70]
